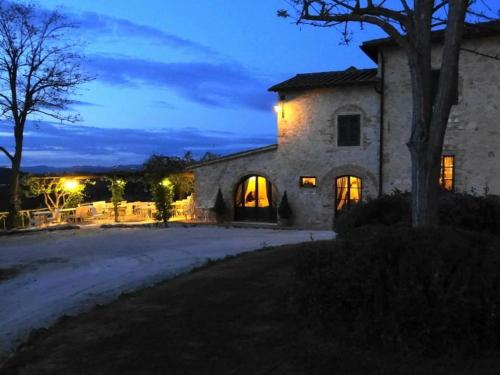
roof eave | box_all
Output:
[187,144,278,170]
[268,79,379,93]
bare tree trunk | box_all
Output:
[406,0,467,228]
[7,154,21,229]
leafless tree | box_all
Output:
[279,0,496,227]
[0,1,92,228]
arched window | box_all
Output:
[335,176,362,213]
[234,175,277,222]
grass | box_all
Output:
[2,241,500,375]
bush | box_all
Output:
[213,188,227,223]
[439,193,499,236]
[334,191,411,234]
[278,191,292,220]
[334,191,500,237]
[292,226,500,356]
[152,179,174,224]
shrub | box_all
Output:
[152,179,174,224]
[213,188,227,223]
[292,226,500,356]
[278,191,292,220]
[439,193,499,236]
[334,191,411,234]
[334,191,500,237]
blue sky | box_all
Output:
[0,0,383,167]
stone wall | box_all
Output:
[192,35,500,229]
[192,84,380,229]
[382,36,500,195]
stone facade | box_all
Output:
[382,35,500,195]
[190,33,500,229]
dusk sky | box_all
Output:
[0,0,385,167]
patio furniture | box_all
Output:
[0,212,8,230]
[32,210,53,227]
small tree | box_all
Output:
[278,191,292,224]
[106,178,126,223]
[152,178,174,225]
[213,188,228,223]
[27,177,86,221]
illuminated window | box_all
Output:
[335,176,362,214]
[337,114,361,146]
[300,176,317,188]
[440,155,455,191]
[234,175,277,223]
[235,175,271,208]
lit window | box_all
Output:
[300,176,317,188]
[337,114,361,146]
[440,155,455,191]
[335,176,362,213]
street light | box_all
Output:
[62,179,79,192]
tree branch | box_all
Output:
[0,146,13,162]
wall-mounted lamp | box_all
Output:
[274,95,286,119]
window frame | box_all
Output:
[439,155,455,191]
[336,113,361,147]
[335,175,362,215]
[299,176,317,188]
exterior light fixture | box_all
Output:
[161,178,173,188]
[62,179,79,192]
[274,95,286,119]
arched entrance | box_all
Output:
[335,175,362,214]
[234,175,277,222]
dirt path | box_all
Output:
[0,226,334,358]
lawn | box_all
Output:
[2,241,500,375]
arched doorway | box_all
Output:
[335,175,362,214]
[234,175,277,222]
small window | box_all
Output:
[300,176,317,188]
[439,155,455,191]
[337,114,361,146]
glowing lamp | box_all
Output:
[161,178,173,188]
[274,95,286,119]
[63,179,79,192]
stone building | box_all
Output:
[189,24,500,229]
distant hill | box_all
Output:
[20,165,143,174]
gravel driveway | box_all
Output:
[0,226,334,357]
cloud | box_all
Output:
[68,100,102,107]
[71,11,217,57]
[86,54,275,111]
[150,100,176,110]
[0,121,276,167]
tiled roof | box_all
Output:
[187,144,278,169]
[268,67,378,92]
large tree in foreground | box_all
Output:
[0,1,91,228]
[280,0,482,227]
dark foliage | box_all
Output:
[292,225,500,356]
[335,191,500,236]
[278,191,292,219]
[439,193,500,236]
[143,155,190,183]
[213,188,227,223]
[334,191,411,234]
